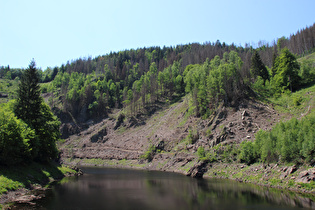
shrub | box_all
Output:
[238,140,257,165]
[188,129,199,144]
[197,146,206,159]
[0,111,35,165]
[140,145,156,162]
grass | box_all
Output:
[297,51,315,62]
[270,83,315,117]
[0,78,19,103]
[0,162,76,196]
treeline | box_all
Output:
[36,23,315,122]
[3,23,314,82]
[0,65,58,83]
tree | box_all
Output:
[14,60,42,157]
[272,48,301,92]
[250,50,269,83]
[14,60,60,162]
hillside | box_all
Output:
[60,95,281,164]
[54,47,315,194]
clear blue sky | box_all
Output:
[1,0,315,69]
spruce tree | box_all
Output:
[14,59,42,128]
[14,59,59,161]
[250,50,269,83]
[14,59,42,158]
[272,48,301,92]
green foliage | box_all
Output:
[250,50,269,82]
[0,110,34,165]
[183,51,247,117]
[272,48,301,93]
[11,60,60,163]
[299,59,315,85]
[140,144,156,162]
[0,162,73,196]
[238,141,257,165]
[197,146,206,159]
[14,60,43,130]
[188,128,199,144]
[35,102,60,161]
[240,114,315,164]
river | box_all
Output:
[14,167,315,209]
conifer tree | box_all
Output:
[14,59,42,157]
[272,48,301,92]
[250,50,269,83]
[14,59,59,161]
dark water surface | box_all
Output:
[26,167,315,209]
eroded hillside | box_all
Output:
[59,96,282,169]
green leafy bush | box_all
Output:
[0,110,35,165]
[238,141,257,165]
[140,145,156,162]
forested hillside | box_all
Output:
[1,24,315,140]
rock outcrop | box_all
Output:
[186,160,209,178]
[295,168,315,183]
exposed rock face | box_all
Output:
[114,114,125,130]
[295,168,315,183]
[186,160,209,178]
[280,165,297,179]
[90,127,107,143]
[60,123,81,139]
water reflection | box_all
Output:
[29,167,315,209]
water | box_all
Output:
[18,167,315,209]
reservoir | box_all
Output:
[21,167,315,209]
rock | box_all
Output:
[114,113,125,130]
[186,160,208,178]
[287,165,297,175]
[242,110,249,117]
[155,140,165,151]
[90,127,107,143]
[295,168,315,183]
[280,166,297,179]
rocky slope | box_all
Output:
[60,97,280,169]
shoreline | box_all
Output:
[63,158,315,195]
[0,164,82,209]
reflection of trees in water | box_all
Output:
[44,169,315,209]
[144,176,315,209]
[195,179,315,209]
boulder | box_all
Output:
[280,165,297,179]
[186,160,208,178]
[295,168,315,183]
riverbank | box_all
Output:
[0,162,81,209]
[63,157,315,197]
